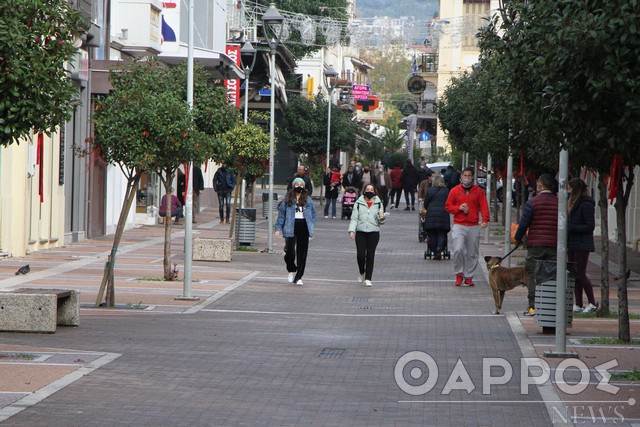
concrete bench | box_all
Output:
[0,288,80,333]
[193,238,232,262]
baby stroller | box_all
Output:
[418,208,428,242]
[341,187,358,219]
[423,230,451,260]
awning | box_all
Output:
[159,44,244,79]
[350,57,374,71]
[261,52,288,104]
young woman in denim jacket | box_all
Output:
[348,184,386,287]
[275,178,317,286]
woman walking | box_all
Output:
[423,175,450,260]
[275,178,317,286]
[567,178,598,313]
[348,184,386,287]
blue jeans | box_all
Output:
[324,197,337,217]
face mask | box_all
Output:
[378,168,383,173]
[461,178,473,186]
[364,191,375,199]
[294,186,304,193]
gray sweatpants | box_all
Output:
[450,224,481,278]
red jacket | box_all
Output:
[445,184,490,226]
[389,167,403,190]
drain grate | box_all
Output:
[352,297,369,303]
[319,348,345,359]
[356,306,399,310]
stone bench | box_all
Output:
[0,288,80,333]
[193,238,232,262]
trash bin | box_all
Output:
[533,260,575,333]
[262,193,278,219]
[235,208,256,245]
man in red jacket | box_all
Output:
[445,167,490,286]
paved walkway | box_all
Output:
[0,194,638,426]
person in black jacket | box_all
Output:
[402,159,420,210]
[567,178,597,313]
[423,175,450,260]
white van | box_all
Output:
[427,162,453,176]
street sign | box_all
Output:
[352,84,370,100]
[355,95,379,111]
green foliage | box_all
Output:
[222,121,270,179]
[92,60,237,174]
[255,0,350,59]
[0,0,86,145]
[281,93,356,161]
[362,44,413,103]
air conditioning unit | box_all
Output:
[111,0,163,56]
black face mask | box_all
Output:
[364,191,375,199]
[294,186,304,193]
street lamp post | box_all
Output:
[240,41,257,126]
[323,65,338,170]
[239,41,257,211]
[262,3,284,253]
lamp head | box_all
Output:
[262,3,284,46]
[324,65,338,90]
[240,41,257,72]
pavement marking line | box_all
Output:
[182,271,260,314]
[0,352,121,423]
[506,312,576,427]
[257,276,452,283]
[200,309,500,317]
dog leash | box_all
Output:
[502,241,522,260]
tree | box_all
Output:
[221,120,270,244]
[281,93,356,166]
[361,43,413,103]
[476,0,640,341]
[0,0,85,145]
[91,60,237,305]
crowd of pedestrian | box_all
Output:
[162,158,599,318]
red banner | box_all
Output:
[225,45,240,108]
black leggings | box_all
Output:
[284,219,310,282]
[355,231,380,281]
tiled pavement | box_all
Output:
[0,194,638,426]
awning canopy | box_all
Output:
[159,44,244,80]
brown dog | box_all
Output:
[484,256,528,314]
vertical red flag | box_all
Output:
[224,45,241,108]
[37,133,44,203]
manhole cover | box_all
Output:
[352,297,368,303]
[319,348,345,359]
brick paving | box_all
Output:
[0,193,638,426]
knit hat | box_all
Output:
[292,177,305,187]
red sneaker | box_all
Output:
[455,274,463,286]
[464,277,475,287]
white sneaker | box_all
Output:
[357,273,365,283]
[332,216,337,219]
[288,272,295,283]
[324,215,329,218]
[296,279,304,286]
[365,280,372,287]
[573,305,583,313]
[583,303,597,313]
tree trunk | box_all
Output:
[95,174,141,307]
[163,175,173,280]
[614,172,631,343]
[597,173,610,315]
[229,170,243,246]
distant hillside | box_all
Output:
[356,0,438,19]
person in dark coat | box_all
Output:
[423,175,450,260]
[567,178,597,313]
[444,165,461,190]
[402,159,420,210]
[342,165,361,192]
